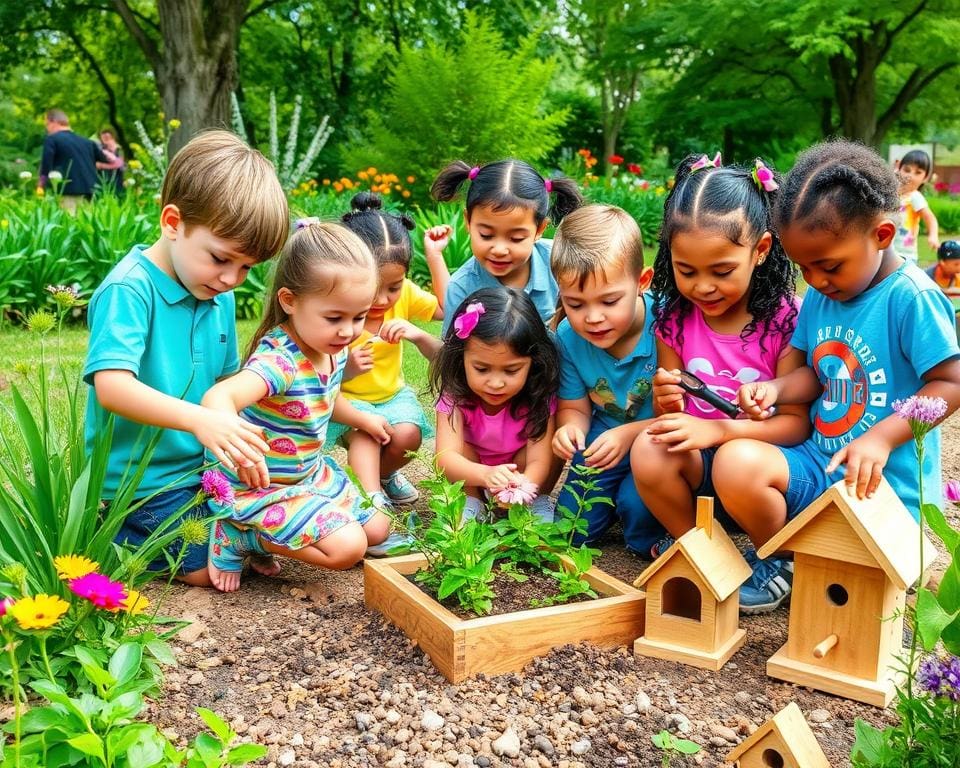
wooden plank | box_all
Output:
[695,496,714,538]
[766,644,899,707]
[634,628,745,672]
[774,505,877,568]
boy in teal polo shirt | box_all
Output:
[84,131,289,586]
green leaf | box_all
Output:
[915,588,959,651]
[145,638,177,666]
[67,733,104,761]
[922,503,960,551]
[193,731,223,763]
[673,738,700,754]
[850,719,886,763]
[226,744,269,765]
[196,708,233,744]
[124,728,168,768]
[108,643,143,687]
[17,706,74,733]
[651,730,671,749]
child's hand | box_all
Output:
[362,414,394,445]
[378,319,417,344]
[424,225,453,257]
[826,431,894,500]
[737,380,778,419]
[552,424,586,460]
[584,426,632,471]
[482,463,521,493]
[345,345,374,379]
[193,409,269,471]
[238,457,270,489]
[653,368,686,414]
[647,413,725,452]
[929,235,941,252]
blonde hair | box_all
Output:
[551,204,644,289]
[247,221,377,359]
[161,130,289,264]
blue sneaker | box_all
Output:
[381,471,419,504]
[739,548,792,614]
[650,534,676,559]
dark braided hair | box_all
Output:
[340,191,416,269]
[431,159,582,226]
[429,286,559,441]
[774,140,899,235]
[653,154,798,352]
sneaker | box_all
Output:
[739,549,792,614]
[462,495,485,522]
[649,534,676,559]
[365,531,416,557]
[381,471,419,504]
[530,495,555,524]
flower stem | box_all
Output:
[39,633,55,683]
[5,629,22,767]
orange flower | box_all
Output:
[358,171,369,180]
[322,179,331,186]
[402,190,411,198]
[407,176,416,184]
[333,181,344,192]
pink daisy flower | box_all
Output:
[69,572,127,611]
[202,470,235,506]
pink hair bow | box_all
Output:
[468,166,481,180]
[689,152,722,173]
[453,301,485,339]
[752,160,779,192]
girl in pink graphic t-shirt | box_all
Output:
[631,154,811,560]
[432,286,559,523]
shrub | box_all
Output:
[929,196,960,234]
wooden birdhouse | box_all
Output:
[724,702,829,768]
[758,477,937,707]
[633,498,751,670]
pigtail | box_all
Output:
[350,190,382,212]
[546,175,584,223]
[399,213,415,231]
[431,160,474,202]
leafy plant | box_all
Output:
[409,202,473,289]
[651,729,701,767]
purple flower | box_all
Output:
[945,479,960,504]
[202,470,235,507]
[892,396,948,426]
[68,572,127,611]
[918,654,960,701]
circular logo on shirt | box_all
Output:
[812,340,868,438]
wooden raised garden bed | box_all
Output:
[364,552,646,683]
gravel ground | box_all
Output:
[148,413,960,768]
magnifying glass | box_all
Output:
[676,370,740,419]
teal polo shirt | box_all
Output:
[441,239,557,335]
[84,245,240,499]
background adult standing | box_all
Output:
[38,109,111,212]
[96,128,125,196]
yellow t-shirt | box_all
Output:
[342,279,439,403]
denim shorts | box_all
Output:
[777,441,838,520]
[115,485,210,575]
[692,446,742,533]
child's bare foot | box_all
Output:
[208,561,241,592]
[249,554,281,577]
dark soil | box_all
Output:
[149,412,960,768]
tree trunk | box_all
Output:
[156,0,247,154]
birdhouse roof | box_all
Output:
[757,478,936,589]
[633,522,751,601]
[725,702,830,766]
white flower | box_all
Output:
[48,171,63,181]
[124,178,136,188]
[153,193,162,203]
[18,171,32,180]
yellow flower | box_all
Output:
[322,179,330,186]
[35,187,45,197]
[1,219,7,229]
[655,186,665,195]
[9,594,69,630]
[128,159,142,170]
[26,310,56,335]
[358,171,369,180]
[13,362,29,376]
[343,179,354,189]
[374,174,382,183]
[402,190,411,198]
[54,554,99,581]
[367,167,377,176]
[168,119,181,130]
[406,176,415,184]
[122,589,150,615]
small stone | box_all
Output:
[709,737,729,748]
[571,687,593,708]
[614,758,629,766]
[394,728,411,744]
[570,739,591,756]
[665,713,692,734]
[196,656,222,670]
[355,713,375,732]
[533,734,554,756]
[187,672,204,686]
[809,709,831,724]
[492,728,521,758]
[177,618,207,644]
[278,748,296,766]
[475,757,491,767]
[290,733,305,747]
[421,710,445,732]
[734,691,752,705]
[270,700,286,718]
[710,724,738,743]
[635,691,652,714]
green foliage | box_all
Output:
[651,730,701,767]
[409,202,474,287]
[929,197,960,235]
[583,181,666,247]
[345,11,569,186]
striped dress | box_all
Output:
[220,326,365,548]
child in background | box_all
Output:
[714,140,960,613]
[927,240,960,296]
[895,149,940,261]
[631,155,809,611]
[327,192,448,520]
[84,131,288,587]
[550,205,666,554]
[431,287,560,522]
[201,221,393,591]
[430,159,582,333]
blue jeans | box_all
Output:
[115,486,210,574]
[556,425,665,554]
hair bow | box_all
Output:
[294,217,320,230]
[752,160,779,192]
[689,152,722,173]
[453,302,485,339]
[468,166,481,180]
[544,178,553,193]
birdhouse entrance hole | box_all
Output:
[826,583,849,606]
[662,577,701,621]
[761,748,785,768]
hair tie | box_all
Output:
[295,217,320,230]
[468,166,480,181]
[544,178,553,193]
[752,160,779,192]
[453,302,485,339]
[689,152,722,173]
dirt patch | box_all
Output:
[149,413,960,768]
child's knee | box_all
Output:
[318,524,367,569]
[390,423,422,449]
[714,439,768,485]
[630,432,672,478]
[362,510,392,545]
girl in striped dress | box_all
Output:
[202,221,394,591]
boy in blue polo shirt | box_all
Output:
[550,205,665,553]
[84,130,289,586]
